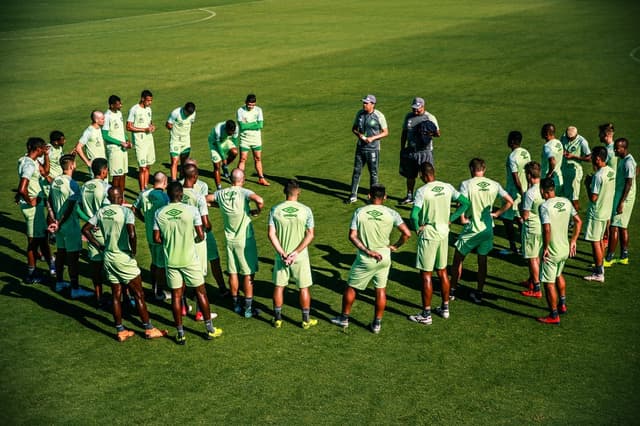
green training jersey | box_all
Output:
[88,204,135,254]
[103,109,126,142]
[587,165,615,221]
[605,143,618,171]
[561,134,590,169]
[208,121,239,153]
[521,183,544,235]
[413,181,461,241]
[237,105,263,146]
[614,154,637,206]
[133,188,169,244]
[78,125,105,161]
[541,138,564,179]
[214,186,255,242]
[506,147,531,196]
[539,196,576,261]
[268,200,314,254]
[50,174,80,230]
[80,178,110,219]
[349,204,404,252]
[154,202,202,268]
[17,156,44,202]
[47,144,64,179]
[167,107,195,143]
[459,176,508,234]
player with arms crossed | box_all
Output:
[102,95,131,193]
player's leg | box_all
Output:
[253,148,269,185]
[374,287,387,321]
[169,156,180,181]
[55,247,67,285]
[67,250,80,290]
[91,260,104,305]
[449,249,465,296]
[342,286,357,316]
[347,149,364,202]
[209,258,227,295]
[366,149,379,187]
[242,274,255,317]
[111,283,130,340]
[213,160,223,189]
[619,228,630,261]
[226,147,238,168]
[605,225,619,265]
[238,149,249,171]
[138,166,149,191]
[273,284,285,325]
[477,254,488,294]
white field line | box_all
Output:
[0,8,216,41]
[630,46,640,63]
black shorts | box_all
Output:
[399,148,433,178]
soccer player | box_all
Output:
[166,101,196,181]
[77,158,111,307]
[49,155,93,298]
[127,89,156,190]
[103,95,131,193]
[561,126,591,212]
[598,122,617,170]
[74,111,106,175]
[450,158,514,304]
[408,163,469,325]
[519,161,545,298]
[46,130,67,182]
[83,187,168,341]
[268,179,318,329]
[181,163,225,320]
[16,137,54,283]
[208,119,239,190]
[133,171,170,300]
[398,97,440,205]
[237,94,269,186]
[344,94,389,204]
[604,138,636,266]
[154,182,222,344]
[213,168,264,317]
[584,146,616,282]
[499,130,531,255]
[540,123,564,196]
[537,178,582,324]
[331,184,411,333]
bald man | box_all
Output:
[74,110,107,176]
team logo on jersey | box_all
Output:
[477,182,490,192]
[366,210,383,221]
[553,202,566,212]
[166,208,182,218]
[84,183,96,191]
[431,186,445,197]
[520,151,530,159]
[607,171,615,180]
[282,206,299,217]
[102,209,117,220]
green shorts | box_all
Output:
[416,237,448,272]
[455,227,494,256]
[585,217,607,242]
[273,251,313,288]
[611,196,635,229]
[210,139,237,163]
[226,236,258,275]
[133,133,156,167]
[20,202,46,238]
[169,137,191,157]
[166,262,204,289]
[86,227,105,261]
[103,251,140,284]
[56,221,82,252]
[562,165,583,201]
[521,231,542,259]
[500,193,521,221]
[347,247,391,291]
[239,138,262,152]
[106,145,128,177]
[540,257,567,284]
[206,231,219,261]
[149,242,166,268]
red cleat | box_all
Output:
[519,279,534,290]
[559,304,567,314]
[537,315,560,324]
[521,290,542,298]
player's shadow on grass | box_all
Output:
[294,175,370,201]
[0,210,27,234]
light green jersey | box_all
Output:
[521,183,544,235]
[208,121,239,153]
[268,200,314,254]
[50,174,80,230]
[154,202,202,268]
[17,156,44,202]
[80,178,110,219]
[47,144,64,179]
[214,186,255,241]
[506,147,531,196]
[587,165,616,221]
[541,138,564,179]
[237,105,263,146]
[167,107,195,143]
[127,103,153,139]
[133,188,169,244]
[459,176,508,234]
[614,154,636,206]
[539,197,576,261]
[103,109,126,142]
[88,205,135,254]
[78,125,105,161]
[605,143,618,171]
[561,134,590,169]
[414,181,461,240]
[349,204,404,252]
[182,187,209,217]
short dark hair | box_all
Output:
[469,158,486,172]
[540,177,555,192]
[245,94,257,103]
[49,130,64,143]
[225,120,236,133]
[591,146,607,163]
[284,179,300,196]
[615,137,629,150]
[167,181,184,202]
[182,163,198,179]
[508,131,522,146]
[420,161,435,177]
[141,89,153,99]
[108,95,121,105]
[541,123,556,137]
[59,154,75,171]
[524,161,541,179]
[91,157,108,176]
[370,183,386,200]
[599,122,614,134]
[183,102,196,115]
[26,137,46,153]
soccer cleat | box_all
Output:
[330,316,349,327]
[521,289,542,298]
[145,328,168,339]
[520,279,534,290]
[434,307,450,319]
[24,273,43,285]
[370,322,382,334]
[272,319,283,329]
[257,177,270,186]
[537,315,560,325]
[117,329,135,342]
[408,313,432,325]
[49,265,57,277]
[233,302,243,314]
[617,257,629,265]
[470,291,483,304]
[221,165,230,179]
[175,333,186,345]
[302,318,318,329]
[244,308,253,318]
[343,196,357,205]
[55,281,71,292]
[559,304,567,315]
[155,290,171,301]
[195,311,218,321]
[398,195,414,205]
[70,287,94,299]
[603,258,615,268]
[583,273,605,283]
[206,327,223,339]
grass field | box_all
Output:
[1,0,639,424]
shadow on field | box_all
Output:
[0,210,26,234]
[292,175,367,201]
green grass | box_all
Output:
[1,0,639,424]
